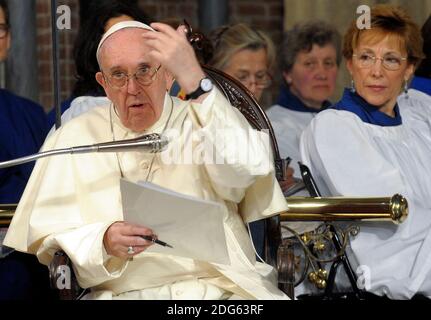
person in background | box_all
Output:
[0,0,48,204]
[0,0,52,300]
[47,0,149,129]
[209,23,295,258]
[209,23,275,103]
[397,14,431,125]
[266,20,341,184]
[300,5,431,299]
[409,14,431,95]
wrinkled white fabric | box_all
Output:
[266,105,320,235]
[48,96,111,137]
[266,105,316,178]
[300,91,431,299]
[5,88,289,300]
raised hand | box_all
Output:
[142,22,206,96]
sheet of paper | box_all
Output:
[120,179,230,265]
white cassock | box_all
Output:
[398,88,431,118]
[266,104,316,179]
[5,88,289,300]
[47,96,110,137]
[300,92,431,299]
[266,105,320,236]
[62,96,110,123]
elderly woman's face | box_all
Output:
[222,48,269,101]
[347,32,414,116]
[284,44,338,109]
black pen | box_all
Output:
[140,235,173,248]
[285,157,292,167]
[282,157,292,180]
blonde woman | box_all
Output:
[209,23,295,258]
[209,23,275,102]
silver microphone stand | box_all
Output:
[0,133,169,169]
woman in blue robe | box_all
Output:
[266,20,341,184]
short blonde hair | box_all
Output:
[343,4,424,66]
[209,23,275,72]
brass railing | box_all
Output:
[0,195,408,228]
[0,204,17,227]
[281,194,408,224]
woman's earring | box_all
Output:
[403,79,409,98]
[350,79,356,93]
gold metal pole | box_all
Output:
[0,194,409,228]
[0,204,17,228]
[282,194,408,224]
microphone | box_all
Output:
[86,133,168,153]
[0,133,169,169]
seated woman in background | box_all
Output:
[47,0,149,129]
[209,23,295,189]
[0,0,51,301]
[409,14,431,95]
[209,23,275,103]
[266,20,341,182]
[0,0,47,204]
[300,5,431,299]
[209,23,295,258]
[397,14,431,125]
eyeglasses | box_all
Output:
[0,23,9,39]
[236,72,273,89]
[103,65,162,89]
[352,52,407,71]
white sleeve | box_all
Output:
[46,97,111,138]
[37,221,129,289]
[300,111,407,197]
[187,88,276,203]
[63,96,110,123]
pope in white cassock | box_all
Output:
[4,21,289,300]
[300,5,431,299]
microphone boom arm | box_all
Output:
[0,133,168,169]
